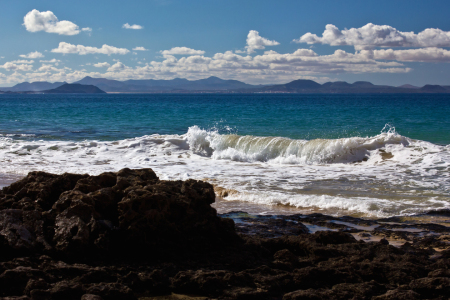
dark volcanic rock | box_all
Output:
[1,168,449,299]
[0,168,237,259]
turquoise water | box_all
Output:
[1,93,449,217]
[1,93,450,144]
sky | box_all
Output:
[1,0,450,87]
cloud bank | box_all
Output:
[51,42,130,55]
[161,47,205,56]
[3,24,450,86]
[295,23,450,50]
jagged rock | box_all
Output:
[1,168,449,300]
[121,270,170,294]
[117,178,237,253]
[172,270,231,296]
[0,266,45,296]
[0,168,238,258]
[428,269,450,278]
[84,282,135,300]
[310,231,357,245]
[49,280,84,299]
[372,289,421,300]
[81,295,104,300]
[24,278,50,296]
[0,209,51,253]
[283,281,385,300]
[409,277,450,297]
[2,172,87,210]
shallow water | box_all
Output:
[1,93,449,217]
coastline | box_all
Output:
[0,168,449,299]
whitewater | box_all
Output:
[1,125,449,218]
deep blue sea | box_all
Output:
[1,93,449,144]
[1,93,449,217]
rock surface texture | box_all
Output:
[0,169,449,299]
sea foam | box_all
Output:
[0,125,449,217]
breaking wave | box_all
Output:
[186,125,410,164]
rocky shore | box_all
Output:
[0,169,449,299]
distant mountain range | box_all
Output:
[0,83,106,94]
[75,76,258,92]
[250,80,450,94]
[1,76,450,94]
[1,81,67,92]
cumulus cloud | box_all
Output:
[82,27,92,32]
[23,9,80,35]
[94,62,111,68]
[51,42,130,55]
[245,30,280,53]
[295,23,450,50]
[372,47,450,62]
[10,27,450,86]
[0,62,34,72]
[19,51,44,59]
[123,23,143,30]
[161,47,205,56]
[37,64,66,72]
[2,42,417,86]
[107,62,129,72]
[133,47,148,51]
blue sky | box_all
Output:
[1,0,450,86]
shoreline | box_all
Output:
[0,168,449,299]
[2,174,450,223]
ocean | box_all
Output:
[1,93,449,218]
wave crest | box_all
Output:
[185,125,410,164]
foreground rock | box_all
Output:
[0,169,449,299]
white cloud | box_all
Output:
[295,23,450,50]
[161,47,205,56]
[133,47,148,51]
[51,42,130,55]
[10,60,34,64]
[0,45,412,86]
[372,47,450,62]
[123,23,143,30]
[23,9,80,35]
[82,27,92,32]
[245,30,280,53]
[10,27,450,86]
[0,62,34,72]
[37,64,65,72]
[94,62,111,68]
[107,62,129,72]
[40,59,61,64]
[19,51,44,59]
